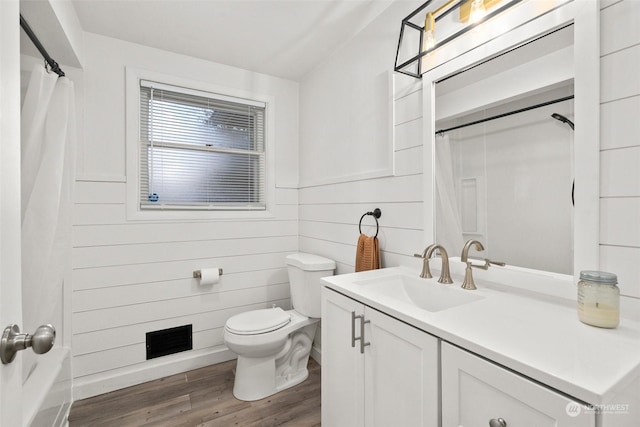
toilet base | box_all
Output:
[232,323,317,401]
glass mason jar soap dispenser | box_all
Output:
[577,271,620,328]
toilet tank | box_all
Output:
[285,253,336,318]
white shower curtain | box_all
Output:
[21,65,75,379]
[435,133,465,254]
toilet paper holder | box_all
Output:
[193,268,223,279]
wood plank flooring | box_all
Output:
[68,359,321,427]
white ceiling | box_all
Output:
[70,0,395,81]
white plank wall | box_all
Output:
[299,75,425,275]
[599,0,640,299]
[72,181,297,398]
[69,31,303,399]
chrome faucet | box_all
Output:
[414,244,453,284]
[460,239,505,290]
[426,245,453,284]
[414,244,437,279]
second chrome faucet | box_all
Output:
[460,239,505,290]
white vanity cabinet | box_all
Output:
[441,342,595,427]
[321,266,640,426]
[321,287,439,427]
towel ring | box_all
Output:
[358,208,382,238]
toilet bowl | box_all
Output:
[223,253,335,401]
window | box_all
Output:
[139,80,266,211]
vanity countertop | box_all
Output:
[321,266,640,405]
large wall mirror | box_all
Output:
[435,25,574,274]
[422,1,599,282]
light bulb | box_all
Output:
[424,30,436,51]
[469,0,486,23]
[422,12,436,53]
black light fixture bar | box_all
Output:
[394,0,524,79]
[394,0,436,79]
[19,14,65,77]
[435,95,574,135]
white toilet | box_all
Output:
[223,252,335,401]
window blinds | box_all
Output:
[139,80,266,210]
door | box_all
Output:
[441,342,595,427]
[364,307,439,427]
[322,288,440,427]
[321,287,365,427]
[1,0,25,425]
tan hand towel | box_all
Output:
[355,233,380,272]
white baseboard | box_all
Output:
[72,347,236,401]
[73,343,322,402]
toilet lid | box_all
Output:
[226,307,291,335]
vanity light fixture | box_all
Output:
[423,0,494,49]
[394,0,520,79]
[421,0,459,54]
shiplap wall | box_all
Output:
[72,33,300,399]
[72,182,296,393]
[299,1,426,275]
[299,84,425,274]
[599,0,640,299]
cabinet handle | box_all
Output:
[351,311,361,348]
[359,316,370,354]
[489,418,507,427]
[351,312,370,354]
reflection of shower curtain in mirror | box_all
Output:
[21,65,75,379]
[435,134,465,253]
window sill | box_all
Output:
[126,207,275,222]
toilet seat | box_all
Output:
[225,307,291,335]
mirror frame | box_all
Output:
[422,0,599,288]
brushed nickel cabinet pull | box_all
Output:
[351,311,370,354]
[360,317,370,354]
[351,311,359,348]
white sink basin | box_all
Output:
[354,273,484,312]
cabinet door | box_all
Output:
[321,288,365,427]
[442,342,595,427]
[364,307,439,427]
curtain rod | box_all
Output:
[19,14,65,77]
[435,95,574,135]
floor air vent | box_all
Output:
[146,324,192,360]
